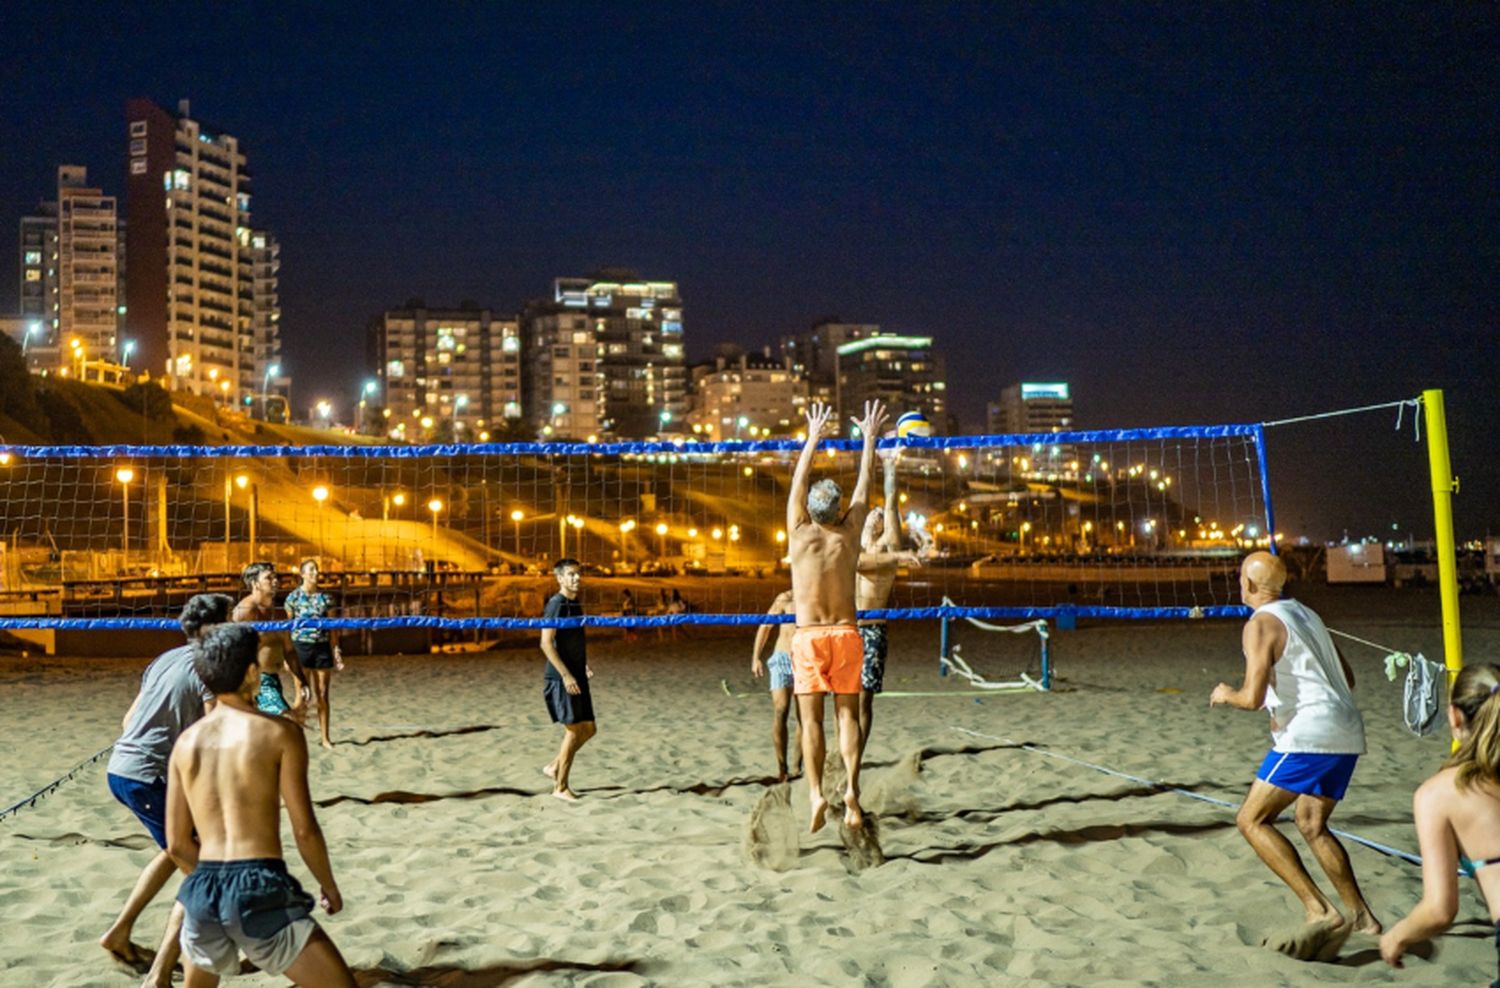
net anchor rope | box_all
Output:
[949,726,1445,871]
[1260,395,1423,441]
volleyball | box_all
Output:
[896,411,932,439]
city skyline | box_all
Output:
[1,4,1494,539]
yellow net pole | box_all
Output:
[1421,389,1463,695]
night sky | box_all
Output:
[3,3,1495,540]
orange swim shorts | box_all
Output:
[791,624,863,695]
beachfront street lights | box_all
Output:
[1020,520,1032,551]
[261,363,280,420]
[655,521,668,558]
[619,518,637,570]
[235,473,257,559]
[121,339,136,368]
[312,485,330,554]
[382,489,407,523]
[316,400,333,425]
[511,509,525,559]
[428,498,444,563]
[115,467,134,554]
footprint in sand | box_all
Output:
[1261,918,1352,962]
[744,783,800,871]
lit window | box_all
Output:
[571,331,590,345]
[25,270,40,282]
[24,251,41,265]
[129,120,147,137]
[501,335,519,353]
[386,359,405,379]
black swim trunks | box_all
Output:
[545,678,595,724]
[859,623,888,693]
[178,858,318,977]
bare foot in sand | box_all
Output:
[542,763,557,781]
[552,787,579,802]
[1350,909,1383,936]
[99,934,151,975]
[320,738,334,750]
[843,792,864,830]
[1263,916,1352,962]
[809,795,829,833]
[141,961,176,988]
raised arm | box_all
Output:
[280,725,342,913]
[880,452,901,550]
[846,400,888,515]
[788,401,833,532]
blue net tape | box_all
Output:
[0,604,1250,632]
[0,424,1261,460]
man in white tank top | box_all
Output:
[1210,551,1380,960]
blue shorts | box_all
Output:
[767,651,793,692]
[108,773,168,849]
[1256,750,1359,800]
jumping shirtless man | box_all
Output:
[751,588,801,781]
[165,623,354,985]
[787,398,886,833]
[855,448,922,764]
[232,562,307,723]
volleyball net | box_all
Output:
[0,424,1271,637]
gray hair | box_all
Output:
[807,479,842,524]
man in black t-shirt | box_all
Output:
[541,557,596,800]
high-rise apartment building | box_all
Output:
[248,230,284,405]
[521,271,686,439]
[368,303,522,441]
[125,98,277,405]
[780,318,878,406]
[834,333,947,427]
[987,382,1073,434]
[687,348,806,439]
[17,166,125,374]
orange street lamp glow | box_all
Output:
[115,467,134,485]
[312,485,329,504]
[511,509,525,522]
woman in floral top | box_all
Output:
[285,558,342,748]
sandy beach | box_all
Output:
[3,584,1498,986]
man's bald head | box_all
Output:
[1240,551,1287,602]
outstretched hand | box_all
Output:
[852,400,888,441]
[804,401,833,438]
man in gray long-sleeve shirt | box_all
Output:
[99,593,232,985]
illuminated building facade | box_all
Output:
[687,349,807,439]
[780,318,878,406]
[369,303,521,440]
[17,166,125,374]
[125,98,278,404]
[834,333,946,428]
[521,271,686,439]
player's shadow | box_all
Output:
[354,957,647,986]
[887,781,1221,824]
[316,786,539,808]
[344,724,506,747]
[886,818,1237,865]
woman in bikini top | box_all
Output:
[1381,662,1500,979]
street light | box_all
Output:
[121,339,136,368]
[655,521,668,558]
[313,485,330,555]
[511,509,525,560]
[428,498,444,564]
[261,363,280,420]
[235,473,257,558]
[619,518,636,570]
[115,467,134,555]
